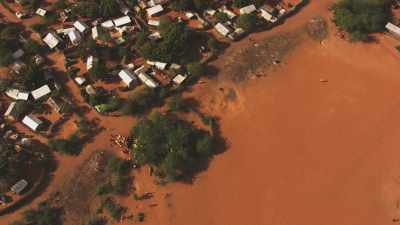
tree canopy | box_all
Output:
[332,0,391,41]
[130,113,215,181]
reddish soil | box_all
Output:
[4,1,400,225]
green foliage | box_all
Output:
[207,38,222,53]
[48,133,82,155]
[89,60,108,80]
[19,202,61,225]
[215,12,229,23]
[122,88,161,116]
[54,0,69,9]
[332,0,391,41]
[99,0,121,18]
[96,182,114,195]
[15,64,46,91]
[130,113,216,181]
[187,62,205,77]
[236,13,259,32]
[138,20,198,63]
[102,197,125,220]
[138,212,145,222]
[167,95,189,112]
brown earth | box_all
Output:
[3,1,400,225]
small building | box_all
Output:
[101,20,114,29]
[92,26,99,39]
[214,23,232,37]
[74,20,89,33]
[5,89,19,100]
[113,16,131,27]
[43,32,62,49]
[221,8,236,19]
[148,19,160,26]
[118,69,137,87]
[239,4,256,15]
[10,179,28,195]
[22,115,42,131]
[260,9,277,23]
[146,5,164,17]
[148,32,161,40]
[46,97,62,113]
[12,49,24,59]
[17,92,29,101]
[67,29,82,45]
[31,85,51,100]
[147,60,167,70]
[137,72,159,88]
[4,102,19,120]
[35,8,47,17]
[170,63,182,70]
[85,85,96,95]
[173,74,187,85]
[386,22,400,37]
[74,77,86,86]
[87,55,94,71]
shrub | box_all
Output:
[236,13,260,32]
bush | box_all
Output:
[236,13,260,32]
[96,183,114,195]
[122,88,161,115]
[187,62,205,77]
[130,113,216,181]
[332,0,391,41]
[102,198,125,220]
[48,133,82,155]
[167,95,189,112]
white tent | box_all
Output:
[87,56,94,71]
[31,85,51,100]
[386,22,400,36]
[35,8,47,17]
[118,69,136,86]
[101,20,114,29]
[74,20,89,33]
[43,33,61,49]
[92,26,99,39]
[214,23,232,36]
[22,115,42,131]
[67,29,82,45]
[239,5,256,15]
[173,74,187,85]
[137,72,159,88]
[113,16,131,27]
[260,9,277,23]
[147,5,164,17]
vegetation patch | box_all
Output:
[331,0,391,41]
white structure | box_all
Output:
[17,92,29,101]
[101,20,114,29]
[87,56,94,70]
[221,8,236,19]
[137,72,159,88]
[11,179,28,195]
[214,23,232,37]
[5,89,19,100]
[239,5,256,15]
[92,26,99,39]
[74,20,89,33]
[147,5,164,17]
[67,29,82,45]
[186,12,195,19]
[36,8,47,17]
[148,19,160,26]
[74,77,86,86]
[260,9,277,23]
[386,22,400,36]
[205,9,217,16]
[12,49,24,59]
[148,32,161,40]
[173,74,187,85]
[43,32,61,49]
[4,102,17,119]
[118,69,137,87]
[147,60,167,70]
[22,115,42,131]
[31,85,51,100]
[113,16,131,27]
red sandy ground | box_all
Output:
[3,0,400,225]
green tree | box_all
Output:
[187,62,205,77]
[236,13,259,32]
[332,0,391,41]
[99,0,121,18]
